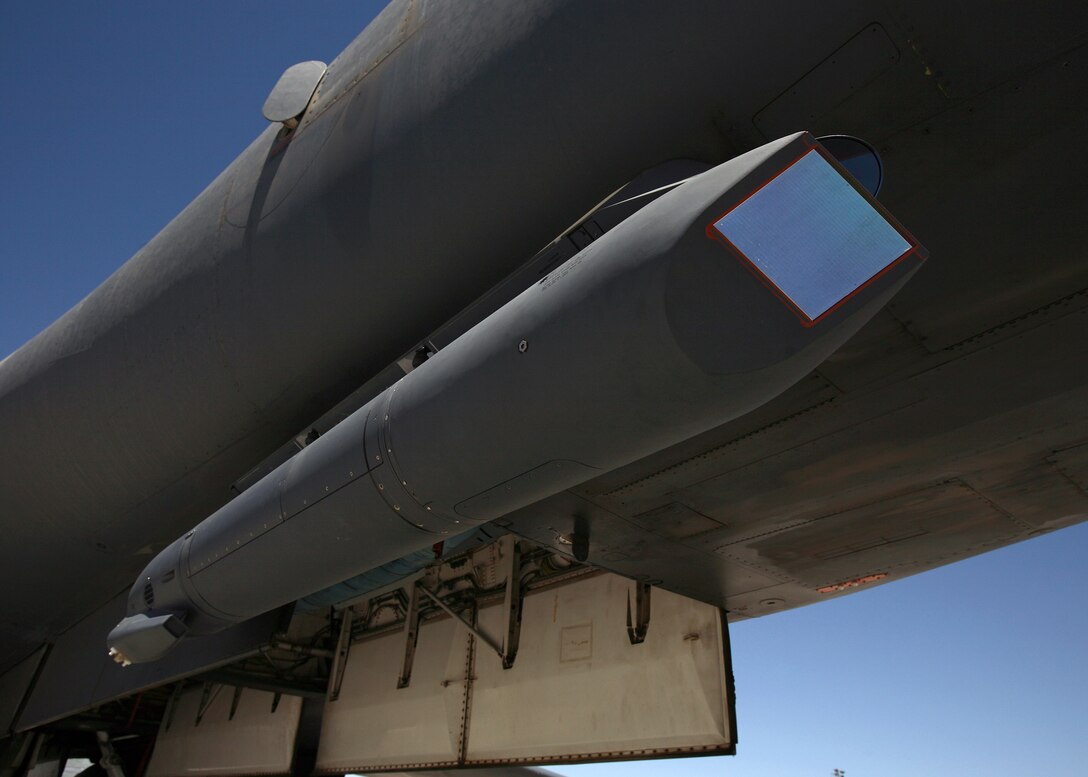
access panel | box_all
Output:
[146,686,302,777]
[315,570,736,772]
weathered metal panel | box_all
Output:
[315,572,734,771]
[754,23,900,140]
[465,575,733,765]
[146,687,302,777]
[317,617,470,771]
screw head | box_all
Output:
[518,339,528,353]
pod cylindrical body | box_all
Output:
[110,133,924,662]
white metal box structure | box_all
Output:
[143,539,736,775]
[316,571,735,771]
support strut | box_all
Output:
[626,581,652,644]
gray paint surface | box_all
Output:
[109,134,923,663]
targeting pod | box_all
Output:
[109,132,925,663]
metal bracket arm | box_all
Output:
[415,583,504,658]
[499,536,523,669]
[327,606,355,701]
[626,581,652,644]
[397,583,422,689]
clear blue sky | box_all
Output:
[1,4,1085,777]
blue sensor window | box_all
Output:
[712,150,912,322]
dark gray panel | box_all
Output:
[16,592,281,731]
[754,23,900,139]
[736,481,1025,588]
[0,647,45,734]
